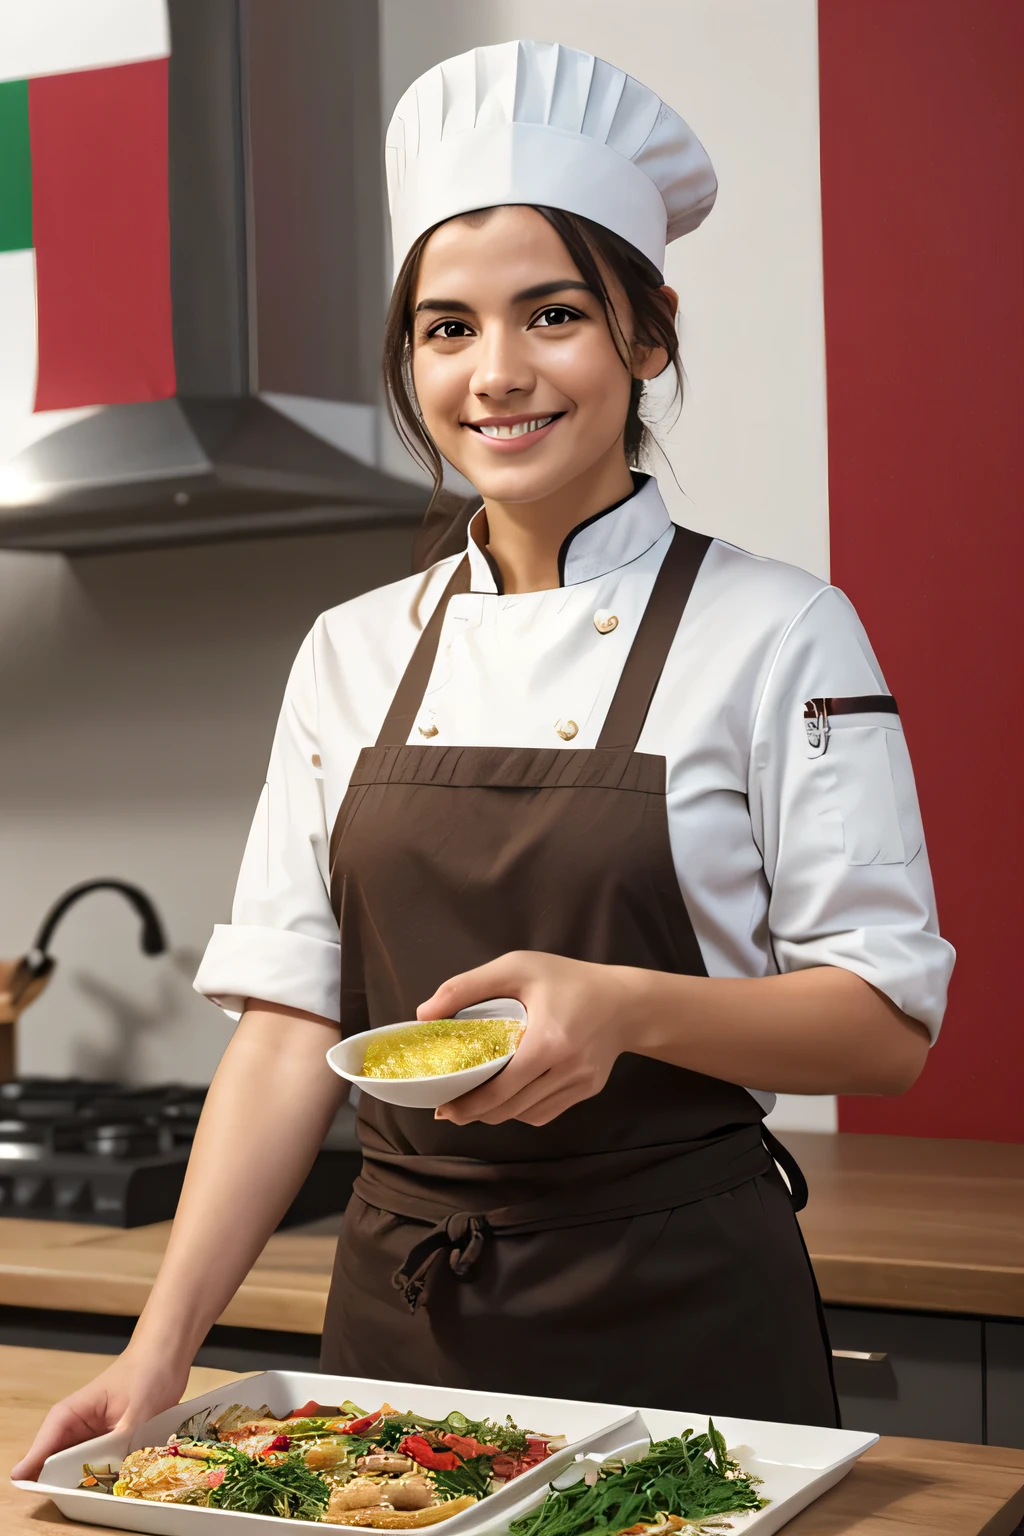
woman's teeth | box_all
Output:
[474,416,555,439]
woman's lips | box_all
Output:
[462,414,563,453]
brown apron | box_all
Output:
[322,527,839,1427]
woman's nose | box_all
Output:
[469,324,535,400]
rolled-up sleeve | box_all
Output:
[749,586,955,1039]
[194,627,340,1020]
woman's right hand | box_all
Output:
[12,1004,346,1486]
[11,1348,190,1483]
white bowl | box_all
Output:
[326,997,527,1109]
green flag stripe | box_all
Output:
[0,79,33,253]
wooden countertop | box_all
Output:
[3,1347,1024,1536]
[0,1132,1022,1334]
[789,1131,1024,1317]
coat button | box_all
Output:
[594,610,619,634]
[555,719,579,741]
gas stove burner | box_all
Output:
[85,1121,161,1158]
[0,1078,360,1227]
[0,1118,48,1160]
[0,1077,121,1102]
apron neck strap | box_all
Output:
[375,526,711,752]
[376,557,471,748]
[596,526,712,751]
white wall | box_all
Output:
[0,528,414,1084]
[380,0,837,1133]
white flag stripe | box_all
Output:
[0,0,169,85]
[0,250,98,473]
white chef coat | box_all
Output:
[195,476,954,1094]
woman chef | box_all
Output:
[17,40,954,1474]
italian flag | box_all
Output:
[0,0,173,468]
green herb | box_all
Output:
[508,1429,767,1536]
[429,1454,493,1502]
[448,1412,530,1454]
[209,1443,331,1521]
[376,1410,528,1455]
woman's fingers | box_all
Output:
[437,1044,549,1122]
[12,1398,104,1480]
[514,1087,587,1126]
[442,1066,562,1125]
[416,953,532,1021]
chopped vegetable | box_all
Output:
[441,1432,501,1459]
[103,1392,566,1520]
[210,1443,331,1520]
[288,1399,345,1420]
[508,1429,767,1536]
[344,1410,385,1435]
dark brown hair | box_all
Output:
[382,206,684,570]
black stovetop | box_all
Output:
[0,1078,359,1227]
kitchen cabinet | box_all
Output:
[825,1306,984,1443]
[987,1320,1024,1450]
[826,1308,1024,1449]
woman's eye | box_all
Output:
[531,306,580,328]
[428,319,472,340]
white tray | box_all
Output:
[15,1369,641,1535]
[14,1371,878,1536]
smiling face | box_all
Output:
[409,206,646,508]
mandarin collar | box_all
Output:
[463,474,672,594]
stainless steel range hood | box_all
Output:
[0,0,427,554]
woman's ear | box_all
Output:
[633,285,679,381]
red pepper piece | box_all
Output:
[400,1434,461,1471]
[492,1446,548,1481]
[343,1410,384,1435]
[288,1400,340,1420]
[442,1433,501,1459]
[261,1435,291,1455]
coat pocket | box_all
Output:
[885,727,925,864]
[829,723,907,865]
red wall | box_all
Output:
[818,1,1024,1140]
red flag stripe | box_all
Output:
[819,1,1024,1140]
[28,57,175,412]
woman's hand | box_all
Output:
[418,952,635,1126]
[12,1347,189,1482]
[420,959,932,1112]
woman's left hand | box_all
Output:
[418,951,637,1126]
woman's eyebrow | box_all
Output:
[512,280,595,303]
[414,297,474,315]
[414,279,595,315]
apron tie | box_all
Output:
[392,1212,489,1312]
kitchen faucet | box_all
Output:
[0,880,167,1080]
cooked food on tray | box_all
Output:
[361,1018,524,1080]
[509,1428,768,1536]
[79,1397,565,1525]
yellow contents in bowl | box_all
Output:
[361,1018,524,1080]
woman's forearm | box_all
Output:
[624,965,931,1095]
[125,1001,345,1365]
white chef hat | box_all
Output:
[385,40,717,280]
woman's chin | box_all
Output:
[455,453,587,508]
